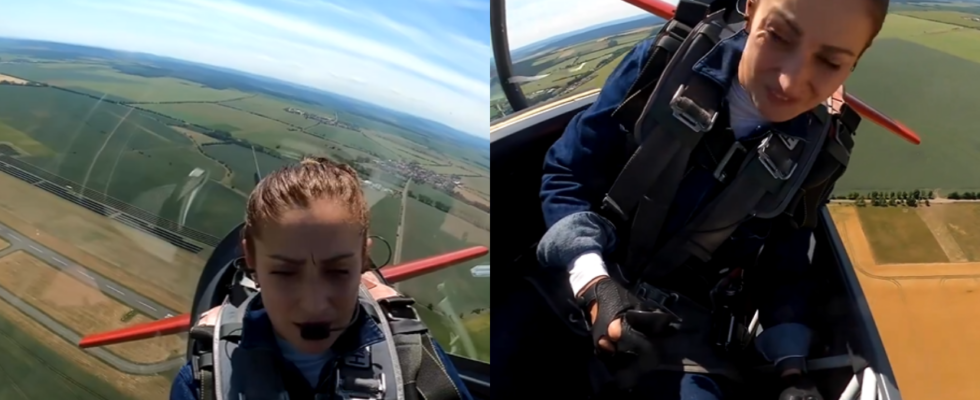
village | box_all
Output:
[373,159,462,192]
[284,106,360,131]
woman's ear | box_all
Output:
[242,239,255,271]
[367,237,373,249]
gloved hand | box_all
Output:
[778,374,823,400]
[578,277,678,389]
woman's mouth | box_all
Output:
[767,87,796,105]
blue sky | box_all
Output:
[0,0,490,138]
[506,0,676,49]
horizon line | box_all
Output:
[0,34,489,141]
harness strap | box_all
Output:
[644,110,831,281]
[786,100,859,229]
[611,0,710,137]
[379,297,463,400]
[601,11,743,277]
[190,323,217,400]
[415,335,462,400]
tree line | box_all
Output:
[834,189,935,208]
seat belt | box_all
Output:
[599,10,744,275]
[642,108,832,282]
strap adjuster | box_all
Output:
[601,194,628,223]
[334,371,385,400]
[378,296,420,321]
[670,85,719,133]
[713,140,746,182]
[757,132,798,180]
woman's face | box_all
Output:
[244,199,365,354]
[739,0,876,122]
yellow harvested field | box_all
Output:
[830,205,980,400]
[916,203,980,262]
[0,251,184,364]
[0,74,28,84]
[0,170,207,312]
[0,292,172,399]
[0,237,7,250]
[455,187,489,208]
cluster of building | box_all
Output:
[284,107,359,131]
[374,159,461,191]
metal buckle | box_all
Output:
[670,85,718,133]
[633,282,681,319]
[713,140,746,182]
[378,297,419,321]
[335,371,386,400]
[757,133,797,180]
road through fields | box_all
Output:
[0,222,184,375]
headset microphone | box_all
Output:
[298,322,349,340]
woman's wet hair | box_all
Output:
[242,156,370,270]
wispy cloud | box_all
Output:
[0,0,491,138]
[506,0,672,49]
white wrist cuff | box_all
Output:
[568,251,609,296]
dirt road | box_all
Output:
[830,205,980,400]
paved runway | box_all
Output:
[0,222,185,374]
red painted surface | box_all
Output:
[621,0,921,145]
[78,245,489,348]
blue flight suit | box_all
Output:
[169,295,472,400]
[537,28,817,398]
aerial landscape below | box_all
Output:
[0,35,490,399]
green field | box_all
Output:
[491,26,659,118]
[836,13,980,194]
[856,207,949,264]
[398,198,489,317]
[0,38,490,392]
[366,192,402,266]
[201,143,289,193]
[0,62,247,103]
[0,312,139,400]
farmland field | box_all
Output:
[836,14,980,194]
[202,143,289,193]
[830,204,980,400]
[490,25,658,118]
[0,32,490,399]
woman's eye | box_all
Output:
[271,271,295,276]
[819,58,842,70]
[768,29,788,44]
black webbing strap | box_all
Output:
[600,12,742,276]
[611,0,712,135]
[785,103,860,229]
[642,111,831,282]
[381,297,462,400]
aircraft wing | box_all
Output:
[77,246,489,349]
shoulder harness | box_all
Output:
[188,268,463,400]
[600,0,859,283]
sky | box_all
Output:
[506,0,677,50]
[0,0,491,138]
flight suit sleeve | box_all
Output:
[539,38,654,229]
[431,340,475,400]
[169,361,200,400]
[752,225,816,373]
[536,39,654,292]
